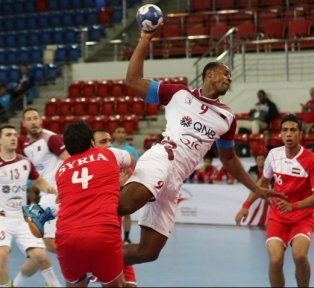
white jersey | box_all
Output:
[159,84,236,179]
[0,154,39,215]
[23,129,65,186]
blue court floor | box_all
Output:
[8,223,314,287]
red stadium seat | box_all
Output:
[68,81,81,99]
[116,96,130,116]
[59,98,73,116]
[91,115,109,130]
[248,133,265,156]
[63,115,80,133]
[81,81,96,98]
[44,115,63,134]
[72,98,87,116]
[143,133,157,150]
[97,80,109,98]
[131,96,145,117]
[86,98,101,116]
[101,97,115,115]
[45,98,60,117]
[122,114,139,135]
[190,0,212,12]
[107,115,121,134]
[270,117,282,133]
[145,103,160,117]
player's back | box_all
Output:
[56,147,121,233]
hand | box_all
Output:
[276,199,292,213]
[235,208,248,225]
[140,22,163,40]
[253,187,286,200]
[47,186,58,195]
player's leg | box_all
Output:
[123,265,137,287]
[100,273,125,288]
[290,219,313,287]
[15,221,62,287]
[267,239,285,287]
[123,215,132,243]
[118,182,153,216]
[0,246,11,286]
[291,236,311,287]
[66,276,88,288]
[124,225,167,266]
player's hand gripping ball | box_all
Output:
[136,4,163,32]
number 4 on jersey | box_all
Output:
[72,167,94,189]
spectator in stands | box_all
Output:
[262,128,282,152]
[112,125,139,244]
[10,65,35,111]
[300,87,314,133]
[192,154,218,184]
[237,90,279,134]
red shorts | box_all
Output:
[124,265,137,285]
[56,226,123,284]
[267,218,314,247]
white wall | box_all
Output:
[72,59,312,114]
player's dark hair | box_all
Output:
[202,62,223,81]
[0,124,16,136]
[64,120,93,155]
[280,113,302,131]
[23,106,39,118]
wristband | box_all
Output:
[291,202,299,211]
[242,201,252,209]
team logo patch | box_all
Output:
[292,167,301,175]
[180,116,192,127]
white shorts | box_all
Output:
[125,144,183,237]
[0,213,45,255]
[39,193,59,239]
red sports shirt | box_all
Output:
[56,147,131,233]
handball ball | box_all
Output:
[136,4,163,32]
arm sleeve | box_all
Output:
[215,117,237,148]
[29,160,40,180]
[47,135,66,157]
[263,151,274,180]
[109,148,132,169]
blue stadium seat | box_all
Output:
[82,0,95,8]
[71,0,83,9]
[0,66,8,83]
[25,0,36,13]
[41,29,54,45]
[28,31,41,46]
[7,48,18,65]
[17,32,29,47]
[49,12,62,27]
[62,12,74,27]
[47,63,61,81]
[47,0,59,11]
[64,28,80,43]
[32,64,46,82]
[53,28,65,44]
[14,1,25,15]
[54,45,68,63]
[111,7,123,23]
[85,8,99,25]
[0,50,6,65]
[18,47,31,64]
[3,17,15,31]
[88,25,105,41]
[3,2,14,16]
[15,16,27,31]
[73,10,86,26]
[26,14,38,30]
[5,33,17,48]
[7,65,21,83]
[68,44,81,62]
[59,0,71,10]
[38,14,50,29]
[31,46,44,63]
[0,34,4,48]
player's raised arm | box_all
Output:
[125,26,162,99]
[33,176,57,195]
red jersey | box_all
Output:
[56,147,131,233]
[263,146,314,223]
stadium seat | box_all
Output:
[143,133,157,150]
[107,115,121,134]
[81,81,96,98]
[44,115,63,134]
[122,114,138,135]
[59,98,73,116]
[45,98,60,116]
[91,115,109,130]
[270,117,282,133]
[116,96,130,116]
[72,98,87,116]
[86,97,101,116]
[68,81,82,98]
[145,103,160,117]
[101,97,115,115]
[131,96,145,117]
[248,133,265,156]
[97,80,109,97]
[190,0,212,12]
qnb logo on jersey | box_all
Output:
[194,122,216,139]
[2,185,26,194]
[155,181,164,189]
[180,116,193,127]
[7,197,23,209]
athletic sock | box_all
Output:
[41,267,62,287]
[13,272,30,287]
